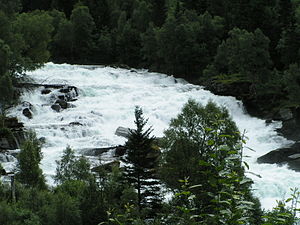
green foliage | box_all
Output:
[54,146,93,184]
[262,188,300,225]
[0,0,21,14]
[70,5,96,62]
[13,11,54,70]
[204,28,272,94]
[277,25,300,67]
[148,10,224,80]
[284,63,300,106]
[124,106,161,214]
[116,13,141,66]
[95,29,115,64]
[0,39,14,109]
[161,99,241,188]
[0,74,14,110]
[52,19,74,61]
[160,99,261,224]
[17,131,46,189]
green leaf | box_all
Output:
[285,197,293,203]
[207,139,215,146]
[243,161,250,170]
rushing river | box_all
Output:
[8,63,300,209]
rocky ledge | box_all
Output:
[257,142,300,172]
[0,117,26,165]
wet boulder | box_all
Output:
[257,142,300,171]
[55,99,68,109]
[41,89,51,95]
[22,108,33,119]
[51,104,61,112]
[276,108,300,141]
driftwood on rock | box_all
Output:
[115,126,131,138]
[16,83,78,94]
[81,146,117,156]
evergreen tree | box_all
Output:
[141,22,160,69]
[70,5,96,62]
[82,0,110,29]
[17,132,46,189]
[52,20,74,61]
[149,0,167,27]
[284,63,300,106]
[123,107,161,213]
[0,0,21,14]
[131,0,152,32]
[277,25,300,67]
[116,17,141,66]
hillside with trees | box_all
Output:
[1,0,300,116]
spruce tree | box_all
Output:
[123,107,161,214]
[17,132,46,189]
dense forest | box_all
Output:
[1,0,300,224]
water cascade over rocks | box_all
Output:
[7,63,300,210]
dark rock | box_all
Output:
[115,126,131,138]
[82,146,116,156]
[0,138,11,150]
[59,87,71,93]
[265,119,272,125]
[0,117,25,150]
[51,104,61,112]
[287,158,300,172]
[41,89,51,95]
[115,145,127,156]
[38,137,46,144]
[277,108,300,141]
[3,117,23,129]
[257,142,300,171]
[22,108,33,119]
[22,101,34,110]
[0,131,25,150]
[55,99,68,109]
[69,122,83,126]
[279,108,293,121]
[0,168,6,175]
[58,95,65,100]
[91,160,120,173]
[59,86,78,100]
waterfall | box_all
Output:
[8,62,299,210]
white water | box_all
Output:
[8,63,300,209]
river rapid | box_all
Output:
[8,63,300,210]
